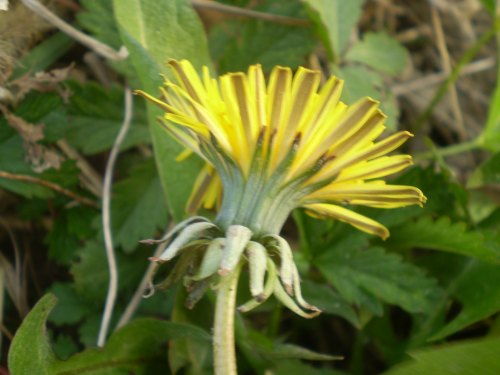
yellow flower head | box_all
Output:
[137,60,425,240]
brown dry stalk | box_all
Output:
[0,170,99,208]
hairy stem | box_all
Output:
[213,265,241,375]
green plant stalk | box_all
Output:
[414,138,480,161]
[412,18,500,133]
[213,264,242,375]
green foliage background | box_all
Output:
[2,0,500,374]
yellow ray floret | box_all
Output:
[135,60,426,239]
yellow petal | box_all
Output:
[303,203,390,239]
[186,165,221,213]
[313,131,413,183]
[168,59,207,104]
[334,155,413,183]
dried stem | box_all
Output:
[116,232,170,329]
[412,19,500,133]
[97,87,133,347]
[191,0,309,26]
[57,139,103,197]
[20,0,128,61]
[0,170,99,208]
[431,5,465,139]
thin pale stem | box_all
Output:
[116,228,171,329]
[97,87,133,347]
[213,265,241,375]
[21,0,128,61]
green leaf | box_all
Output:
[237,323,340,372]
[273,360,347,375]
[71,240,147,301]
[479,0,496,16]
[11,32,74,80]
[112,159,168,252]
[210,2,315,73]
[66,81,150,155]
[169,289,213,374]
[370,166,467,228]
[48,283,90,325]
[384,336,500,375]
[0,128,50,197]
[262,344,341,361]
[0,93,65,198]
[113,0,210,221]
[468,151,500,188]
[387,216,500,264]
[345,32,409,76]
[51,319,211,374]
[52,334,79,361]
[303,0,363,61]
[431,260,500,340]
[301,280,360,328]
[77,0,135,76]
[9,293,211,375]
[334,65,398,131]
[315,244,442,315]
[8,294,58,374]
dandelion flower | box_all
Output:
[136,60,426,375]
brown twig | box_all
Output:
[57,139,103,197]
[391,58,495,96]
[191,0,309,26]
[0,170,99,208]
[431,5,466,140]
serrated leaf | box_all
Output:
[303,0,363,60]
[334,65,398,130]
[71,240,147,301]
[315,245,442,315]
[431,260,500,340]
[113,0,210,221]
[8,294,58,374]
[301,280,360,328]
[48,283,90,325]
[66,81,150,155]
[370,166,467,228]
[388,216,500,264]
[210,2,315,73]
[345,32,409,76]
[0,128,50,197]
[384,336,500,375]
[112,159,168,252]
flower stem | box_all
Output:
[213,265,241,375]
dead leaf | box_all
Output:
[0,104,63,172]
[9,64,74,103]
[0,104,44,142]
